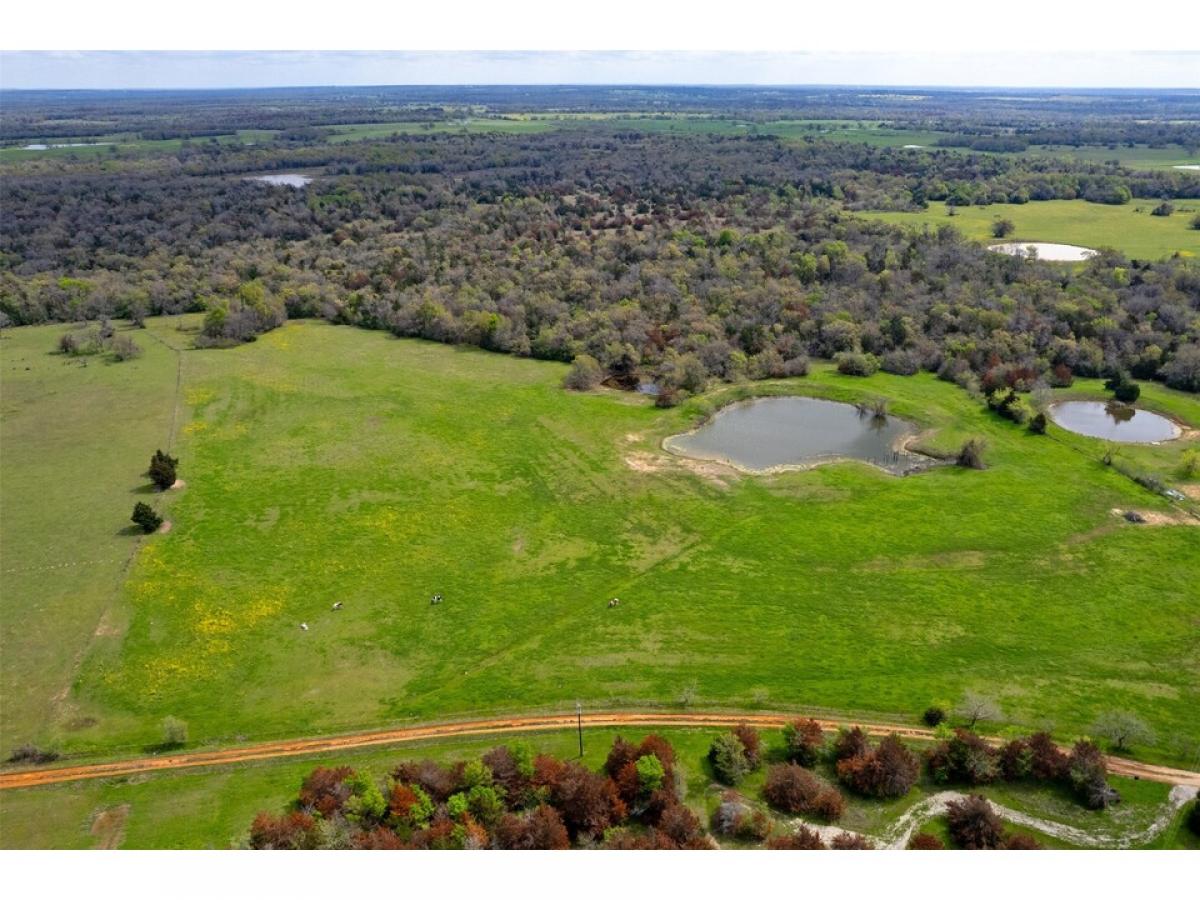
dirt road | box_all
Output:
[3,710,1197,790]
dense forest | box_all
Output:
[2,89,1199,396]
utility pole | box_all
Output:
[576,702,584,758]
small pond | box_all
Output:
[988,242,1097,262]
[249,173,313,188]
[1173,164,1200,171]
[1048,401,1180,443]
[664,396,931,474]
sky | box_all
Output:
[3,51,1199,91]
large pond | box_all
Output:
[988,242,1097,262]
[664,396,930,473]
[1048,401,1180,443]
[249,173,313,188]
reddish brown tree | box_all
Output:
[908,832,946,850]
[946,795,1004,849]
[732,724,763,769]
[298,766,355,817]
[249,810,318,849]
[354,827,407,849]
[830,832,874,849]
[767,826,827,849]
[392,759,462,802]
[834,726,870,761]
[604,736,640,779]
[495,804,571,850]
[782,718,826,767]
[1000,832,1042,849]
[544,761,627,839]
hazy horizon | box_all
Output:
[3,51,1198,91]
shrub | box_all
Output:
[830,832,873,849]
[249,811,318,849]
[837,734,920,799]
[833,726,870,761]
[991,219,1015,238]
[956,438,986,470]
[1179,450,1199,479]
[160,715,188,747]
[1001,832,1042,849]
[392,758,462,802]
[712,792,772,841]
[927,728,999,785]
[1192,213,1200,231]
[782,718,825,767]
[1187,800,1200,837]
[6,744,60,765]
[494,805,570,849]
[881,349,921,376]
[1067,740,1120,809]
[835,351,879,377]
[1150,201,1174,217]
[922,707,946,727]
[109,333,143,361]
[763,763,843,820]
[131,502,163,533]
[732,724,762,769]
[635,754,666,795]
[298,766,355,817]
[946,794,1004,849]
[1028,412,1047,434]
[767,826,826,849]
[908,832,945,850]
[709,732,752,785]
[147,449,179,490]
[563,354,603,390]
[1104,370,1140,403]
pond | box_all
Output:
[249,173,313,188]
[987,242,1097,262]
[664,396,933,474]
[1173,164,1200,171]
[1048,401,1180,443]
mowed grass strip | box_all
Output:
[2,319,1198,766]
[859,200,1200,260]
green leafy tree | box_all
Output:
[708,732,751,785]
[161,716,188,746]
[132,502,163,534]
[147,449,179,490]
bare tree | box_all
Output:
[1092,710,1154,752]
[954,691,1003,729]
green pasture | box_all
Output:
[859,199,1200,260]
[2,319,1197,771]
[0,724,1190,849]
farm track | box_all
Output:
[3,710,1198,791]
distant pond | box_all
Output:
[1048,401,1180,443]
[664,396,937,474]
[987,242,1097,262]
[248,173,313,188]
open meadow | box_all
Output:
[859,199,1200,260]
[2,317,1198,776]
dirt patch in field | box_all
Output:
[93,610,120,637]
[170,479,186,490]
[624,451,737,488]
[90,804,130,849]
[1180,484,1200,500]
[156,520,172,534]
[1111,508,1198,527]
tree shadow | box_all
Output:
[142,740,186,755]
[116,524,144,537]
[130,483,157,495]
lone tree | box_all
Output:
[991,219,1015,238]
[563,354,603,391]
[161,716,188,747]
[1104,371,1140,404]
[148,449,179,490]
[954,691,1003,729]
[956,438,986,470]
[131,502,163,534]
[1092,710,1154,753]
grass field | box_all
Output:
[0,724,1191,849]
[2,318,1198,772]
[860,200,1200,260]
